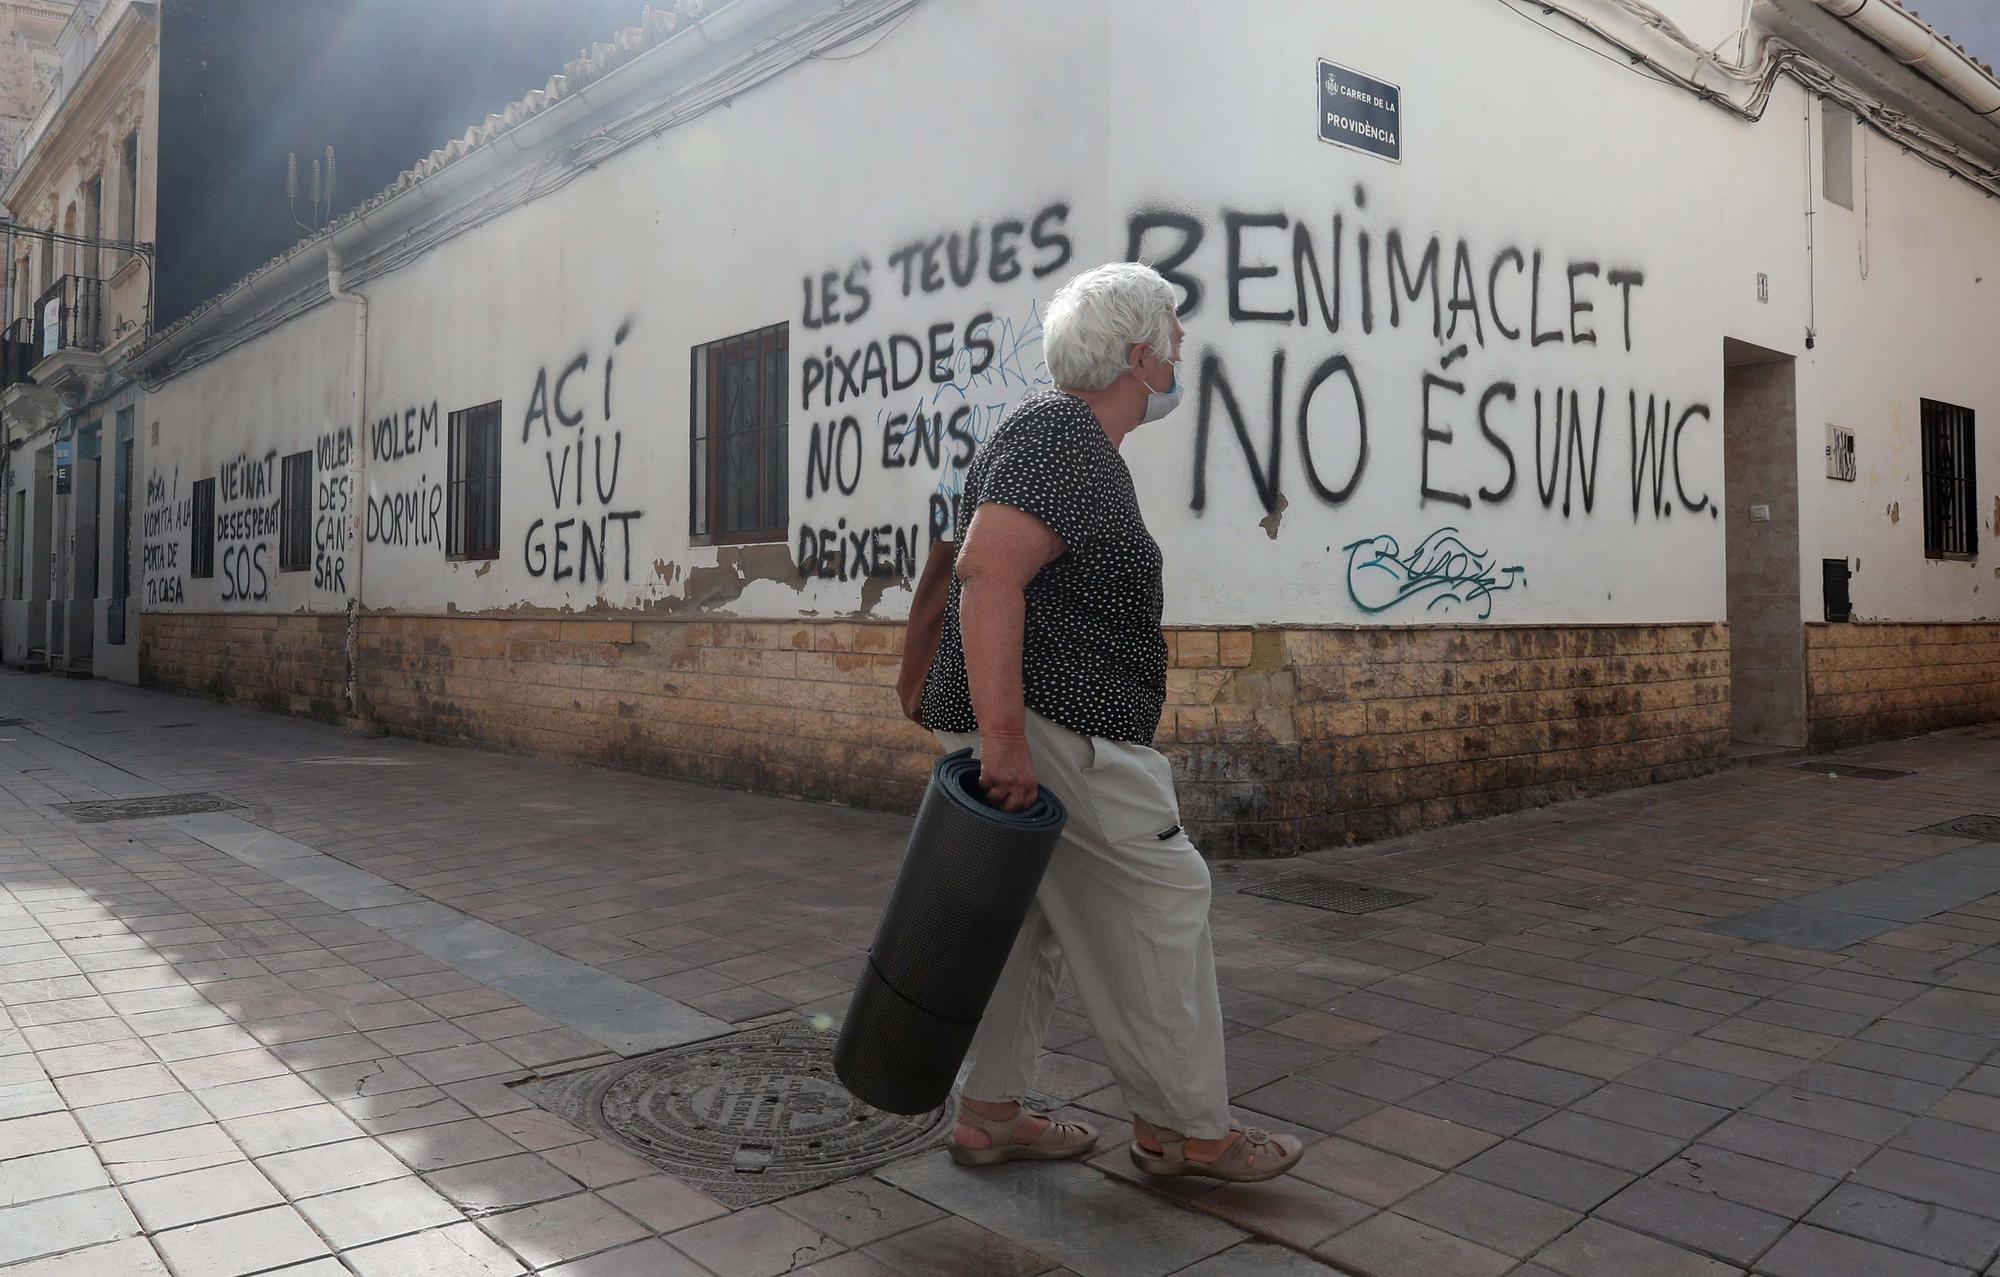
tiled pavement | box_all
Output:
[4,675,2000,1275]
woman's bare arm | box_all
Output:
[955,502,1064,811]
[895,541,957,723]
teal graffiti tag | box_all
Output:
[1342,528,1526,619]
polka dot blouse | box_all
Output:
[921,391,1169,746]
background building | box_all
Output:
[0,0,673,681]
[0,0,156,683]
[153,0,658,327]
[105,0,2000,855]
[0,0,71,188]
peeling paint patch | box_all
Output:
[1260,492,1289,541]
[682,544,799,613]
[652,559,681,585]
[1887,501,1899,525]
[473,560,492,578]
[859,572,911,618]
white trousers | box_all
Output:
[937,710,1231,1139]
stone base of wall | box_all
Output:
[140,613,348,721]
[142,612,1738,857]
[359,617,940,816]
[1807,622,2000,748]
[1162,625,1731,855]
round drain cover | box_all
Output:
[518,1021,949,1207]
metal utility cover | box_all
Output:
[1915,815,2000,842]
[54,793,243,823]
[515,1021,949,1208]
[1795,763,1913,781]
[1241,873,1427,914]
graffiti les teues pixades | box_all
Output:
[1343,528,1525,620]
[795,202,1071,582]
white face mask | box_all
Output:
[1137,358,1184,424]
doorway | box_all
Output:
[1723,339,1805,749]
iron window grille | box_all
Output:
[1921,398,1977,559]
[447,400,502,560]
[190,478,215,578]
[279,450,312,572]
[35,275,101,358]
[690,323,788,546]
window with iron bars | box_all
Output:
[279,451,312,572]
[447,401,501,560]
[1921,399,1977,559]
[690,323,788,545]
[190,478,215,579]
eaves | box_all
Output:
[130,0,908,388]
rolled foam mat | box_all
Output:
[835,749,1066,1114]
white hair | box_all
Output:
[1042,262,1178,392]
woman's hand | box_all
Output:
[978,733,1040,812]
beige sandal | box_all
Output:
[948,1101,1099,1167]
[1129,1120,1304,1182]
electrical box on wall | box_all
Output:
[1823,558,1853,622]
[1826,425,1856,480]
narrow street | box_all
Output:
[2,671,1999,1275]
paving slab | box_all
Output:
[15,671,2000,1269]
[879,1154,1243,1277]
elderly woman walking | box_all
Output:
[896,262,1304,1183]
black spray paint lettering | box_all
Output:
[1194,347,1379,514]
[144,464,187,606]
[806,417,864,499]
[315,427,353,593]
[371,403,436,461]
[795,517,924,582]
[1131,203,1708,524]
[523,319,643,583]
[1129,191,1645,353]
[219,450,276,504]
[800,314,997,412]
[364,477,441,549]
[365,404,442,551]
[803,204,1071,331]
[1530,388,1606,517]
[220,544,269,602]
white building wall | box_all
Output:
[143,302,355,617]
[137,0,2000,635]
[1803,111,2000,621]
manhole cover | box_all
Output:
[1914,814,2000,841]
[514,1021,948,1208]
[54,793,242,823]
[1241,873,1428,914]
[1795,763,1913,781]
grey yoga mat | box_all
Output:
[835,749,1067,1115]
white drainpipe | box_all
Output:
[325,244,372,732]
[1810,0,2000,116]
